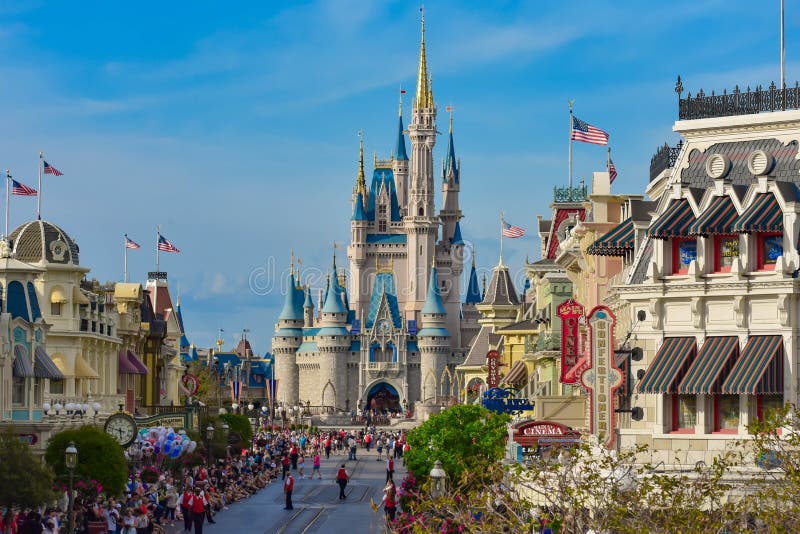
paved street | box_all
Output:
[197,450,401,534]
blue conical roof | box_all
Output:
[352,192,367,221]
[278,272,304,321]
[304,287,314,308]
[422,266,447,315]
[451,221,465,245]
[322,275,347,314]
[443,123,458,183]
[395,114,408,161]
[465,261,481,304]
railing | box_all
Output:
[365,362,399,371]
[676,75,800,120]
[553,185,587,203]
[148,271,168,281]
[649,141,683,182]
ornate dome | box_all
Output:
[8,219,80,265]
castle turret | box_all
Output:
[393,98,409,212]
[405,11,439,320]
[316,268,350,411]
[418,262,450,404]
[273,257,304,406]
[303,287,314,328]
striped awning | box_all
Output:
[12,345,34,378]
[587,218,635,256]
[732,194,783,233]
[34,346,64,380]
[721,336,784,394]
[502,360,528,386]
[648,199,696,239]
[638,337,696,394]
[688,196,738,236]
[678,337,739,394]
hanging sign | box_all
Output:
[482,387,534,415]
[557,299,585,384]
[486,350,501,388]
[581,306,623,449]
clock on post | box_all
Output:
[104,411,138,447]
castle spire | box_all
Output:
[396,96,408,161]
[443,107,458,183]
[415,8,431,109]
[356,131,366,195]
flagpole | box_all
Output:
[781,0,785,91]
[156,225,160,273]
[568,100,575,195]
[499,211,505,266]
[37,151,42,220]
[124,234,128,283]
[4,171,9,238]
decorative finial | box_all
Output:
[399,85,404,116]
[446,104,453,133]
[357,131,366,195]
[290,249,295,272]
[415,5,430,109]
[675,75,683,96]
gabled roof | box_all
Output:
[366,271,402,328]
[367,168,401,221]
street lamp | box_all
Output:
[65,441,78,534]
[429,459,447,499]
[205,424,214,467]
[221,422,230,460]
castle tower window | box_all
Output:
[379,220,387,232]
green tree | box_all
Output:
[404,404,510,485]
[0,428,55,509]
[45,426,127,496]
[220,413,253,446]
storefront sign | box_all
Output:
[486,350,500,388]
[482,387,534,415]
[134,413,188,430]
[512,420,581,448]
[581,306,623,448]
[557,299,585,384]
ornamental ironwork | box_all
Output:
[649,140,683,182]
[553,185,587,203]
[676,75,800,120]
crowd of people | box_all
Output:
[0,426,410,534]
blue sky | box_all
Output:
[0,0,795,352]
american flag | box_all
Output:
[125,235,141,250]
[502,221,525,238]
[571,116,609,146]
[157,234,180,253]
[608,158,618,183]
[43,161,63,176]
[11,179,37,196]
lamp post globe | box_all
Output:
[65,441,78,534]
[248,402,254,411]
[429,459,447,499]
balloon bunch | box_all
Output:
[134,426,197,466]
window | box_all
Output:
[378,220,387,232]
[50,379,64,395]
[757,394,783,421]
[51,302,62,316]
[671,238,697,274]
[714,395,739,432]
[671,395,696,432]
[757,233,783,270]
[378,204,387,216]
[12,377,26,405]
[714,235,739,273]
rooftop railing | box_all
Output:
[676,75,800,120]
[649,140,683,182]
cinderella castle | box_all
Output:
[272,14,483,415]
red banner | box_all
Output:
[486,350,500,388]
[557,299,585,384]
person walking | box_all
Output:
[382,479,397,522]
[312,452,322,479]
[289,444,299,470]
[283,472,295,510]
[335,464,350,500]
[189,487,208,534]
[386,457,394,482]
[297,454,305,479]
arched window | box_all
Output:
[418,207,424,216]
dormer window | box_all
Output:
[757,233,782,271]
[671,238,696,275]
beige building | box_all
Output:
[614,84,800,465]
